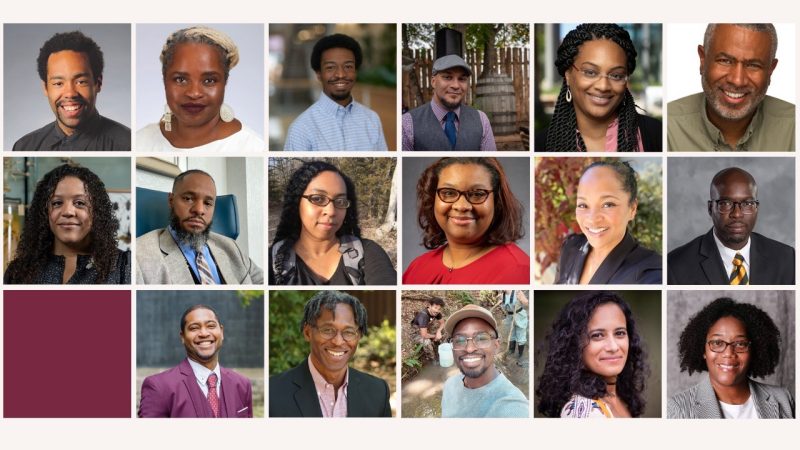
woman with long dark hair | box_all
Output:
[536,23,662,152]
[537,291,649,418]
[269,160,395,285]
[4,164,129,284]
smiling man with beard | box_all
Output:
[668,23,794,151]
[269,291,392,417]
[283,33,388,151]
[441,304,528,417]
[13,30,130,151]
[403,52,496,151]
[138,305,253,418]
[136,169,262,284]
[668,167,794,285]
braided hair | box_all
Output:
[545,23,640,152]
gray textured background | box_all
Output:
[3,23,131,150]
[136,290,264,368]
[666,290,795,399]
[533,290,662,418]
[667,157,795,252]
[401,156,531,272]
[136,23,264,138]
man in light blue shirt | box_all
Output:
[284,33,388,151]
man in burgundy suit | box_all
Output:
[138,304,253,418]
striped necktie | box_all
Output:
[207,373,220,418]
[196,252,216,285]
[729,253,749,285]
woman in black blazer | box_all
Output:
[555,160,661,284]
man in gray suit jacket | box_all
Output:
[136,169,262,284]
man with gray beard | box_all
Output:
[136,169,262,284]
[668,23,795,151]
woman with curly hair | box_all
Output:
[4,164,130,284]
[668,297,794,418]
[537,291,649,418]
[137,26,264,151]
[556,160,661,284]
[535,23,662,152]
[269,160,395,285]
[402,157,529,284]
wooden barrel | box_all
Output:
[474,73,517,136]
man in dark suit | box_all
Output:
[269,291,392,417]
[138,305,253,418]
[668,167,795,284]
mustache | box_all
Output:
[56,96,87,107]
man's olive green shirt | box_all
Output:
[668,93,795,151]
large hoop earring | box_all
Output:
[566,87,572,103]
[161,105,173,132]
[220,103,235,123]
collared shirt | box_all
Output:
[713,230,751,279]
[168,226,222,284]
[401,101,496,151]
[668,93,795,151]
[284,94,388,151]
[186,358,222,399]
[307,356,348,417]
[597,117,644,151]
[12,112,131,151]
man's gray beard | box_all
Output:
[170,212,212,253]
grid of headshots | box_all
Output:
[0,20,797,428]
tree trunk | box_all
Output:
[378,163,398,235]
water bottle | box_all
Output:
[438,342,454,367]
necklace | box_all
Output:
[444,246,485,272]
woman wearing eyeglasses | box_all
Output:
[668,297,794,419]
[535,23,662,152]
[556,160,661,284]
[536,291,649,418]
[269,160,396,285]
[402,157,529,284]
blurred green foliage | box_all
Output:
[355,319,396,367]
[268,290,310,376]
[534,157,662,281]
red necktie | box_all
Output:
[207,373,220,418]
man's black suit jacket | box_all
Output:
[667,229,795,285]
[269,358,392,417]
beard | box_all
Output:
[456,353,490,379]
[701,71,767,122]
[170,211,212,252]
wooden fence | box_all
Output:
[403,47,530,131]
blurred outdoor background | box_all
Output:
[403,24,530,150]
[534,157,662,284]
[269,24,397,150]
[268,289,397,416]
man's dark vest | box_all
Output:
[409,103,483,150]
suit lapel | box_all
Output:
[179,359,212,418]
[695,375,723,418]
[750,380,779,418]
[699,230,729,284]
[293,360,324,417]
[158,230,197,284]
[208,235,235,284]
[346,368,361,417]
[589,232,635,284]
[748,234,767,285]
[219,367,238,418]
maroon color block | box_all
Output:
[4,290,131,418]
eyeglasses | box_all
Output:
[313,325,360,342]
[571,64,629,84]
[450,332,497,350]
[707,339,751,353]
[302,194,351,209]
[436,188,493,205]
[709,199,759,214]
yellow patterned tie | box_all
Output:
[729,253,749,285]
